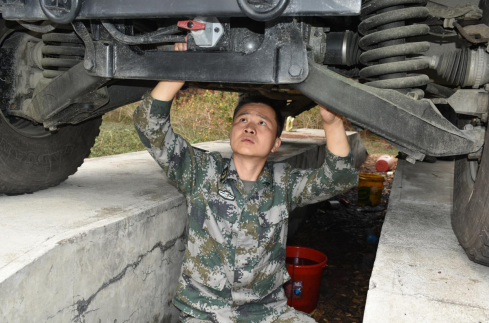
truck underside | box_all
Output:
[1,0,489,266]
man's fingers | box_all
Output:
[174,42,188,51]
[319,104,341,117]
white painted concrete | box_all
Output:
[364,160,489,323]
[0,152,186,323]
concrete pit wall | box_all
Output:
[0,153,187,323]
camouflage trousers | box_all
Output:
[179,306,316,322]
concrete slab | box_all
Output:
[364,159,489,323]
[365,290,489,322]
[388,160,454,207]
[0,130,366,323]
[0,152,186,323]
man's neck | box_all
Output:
[233,153,267,181]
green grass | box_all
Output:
[359,131,398,155]
[89,121,145,158]
[89,90,398,158]
[171,90,237,144]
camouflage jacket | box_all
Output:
[134,92,358,322]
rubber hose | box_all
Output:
[101,21,185,45]
[237,0,290,21]
[40,0,82,24]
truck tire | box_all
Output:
[0,113,101,195]
[452,127,489,266]
[0,22,103,195]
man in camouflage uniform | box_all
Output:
[133,44,358,323]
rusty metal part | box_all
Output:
[454,22,489,44]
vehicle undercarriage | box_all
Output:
[1,0,489,266]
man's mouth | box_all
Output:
[241,137,255,144]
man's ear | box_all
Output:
[271,137,282,153]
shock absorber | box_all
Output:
[358,0,431,92]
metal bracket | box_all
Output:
[190,17,224,48]
[89,22,308,84]
[448,89,489,121]
[390,142,425,164]
[292,61,485,157]
[10,62,109,125]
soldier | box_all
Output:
[133,43,358,323]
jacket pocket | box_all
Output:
[257,205,288,251]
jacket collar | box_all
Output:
[220,155,272,187]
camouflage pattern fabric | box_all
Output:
[180,305,315,322]
[134,92,358,322]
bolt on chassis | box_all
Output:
[1,0,489,266]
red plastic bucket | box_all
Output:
[284,246,328,313]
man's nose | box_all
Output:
[244,127,255,134]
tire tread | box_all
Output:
[0,118,102,195]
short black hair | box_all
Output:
[233,95,285,137]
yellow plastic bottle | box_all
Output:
[357,174,384,206]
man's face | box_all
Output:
[230,103,282,159]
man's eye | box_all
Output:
[259,121,266,126]
[240,118,247,122]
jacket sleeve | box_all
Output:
[287,149,358,211]
[133,92,203,194]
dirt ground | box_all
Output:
[287,154,397,323]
